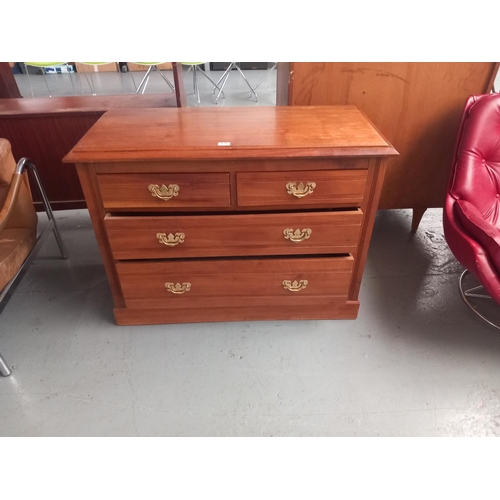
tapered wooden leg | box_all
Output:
[411,208,427,232]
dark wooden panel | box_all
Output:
[0,63,22,98]
[0,94,177,116]
[0,113,101,205]
[276,62,290,106]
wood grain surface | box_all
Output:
[283,62,499,211]
[64,106,398,163]
[104,210,363,260]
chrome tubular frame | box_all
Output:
[458,269,500,331]
[184,65,225,106]
[135,65,175,95]
[1,158,68,376]
[214,62,258,104]
[0,354,10,377]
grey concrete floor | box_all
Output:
[2,207,500,436]
[13,65,277,107]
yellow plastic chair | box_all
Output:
[24,62,76,98]
[181,62,224,106]
[76,62,125,96]
[129,62,175,94]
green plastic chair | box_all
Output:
[129,62,175,94]
[24,62,75,97]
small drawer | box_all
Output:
[237,170,368,208]
[116,256,354,310]
[97,173,231,210]
[105,210,363,260]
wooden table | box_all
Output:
[64,106,398,326]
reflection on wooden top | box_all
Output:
[64,106,398,163]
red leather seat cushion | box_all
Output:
[455,199,500,273]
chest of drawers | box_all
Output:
[64,106,397,326]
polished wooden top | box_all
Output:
[64,105,398,163]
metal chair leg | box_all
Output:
[234,64,258,101]
[0,354,11,377]
[17,158,68,259]
[252,62,277,92]
[458,269,500,330]
[135,65,154,94]
[156,67,175,92]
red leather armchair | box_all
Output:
[444,92,500,325]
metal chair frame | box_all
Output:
[25,63,76,98]
[213,62,258,104]
[77,63,126,96]
[183,64,225,106]
[458,269,500,331]
[0,158,68,376]
[132,64,175,95]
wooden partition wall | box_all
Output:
[277,62,500,229]
[0,62,186,210]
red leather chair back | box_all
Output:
[444,93,500,302]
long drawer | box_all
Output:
[116,256,354,310]
[105,210,363,260]
[97,172,231,210]
[237,170,368,208]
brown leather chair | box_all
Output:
[0,139,67,376]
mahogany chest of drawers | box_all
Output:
[64,106,397,326]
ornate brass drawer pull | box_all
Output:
[286,181,316,198]
[156,232,185,247]
[283,228,312,242]
[282,279,308,292]
[165,282,191,294]
[148,183,180,201]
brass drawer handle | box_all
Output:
[282,279,308,292]
[286,181,316,198]
[156,232,185,247]
[149,183,180,201]
[165,282,191,294]
[283,228,312,242]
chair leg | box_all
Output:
[252,62,277,92]
[17,159,68,259]
[135,65,154,94]
[214,63,234,103]
[458,269,500,330]
[234,64,258,101]
[155,66,175,92]
[193,67,200,106]
[0,353,11,377]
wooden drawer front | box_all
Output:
[117,256,354,310]
[97,173,231,210]
[105,210,363,260]
[237,170,368,208]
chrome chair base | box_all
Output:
[184,65,225,106]
[214,62,258,104]
[1,158,68,377]
[458,269,500,330]
[134,65,175,95]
